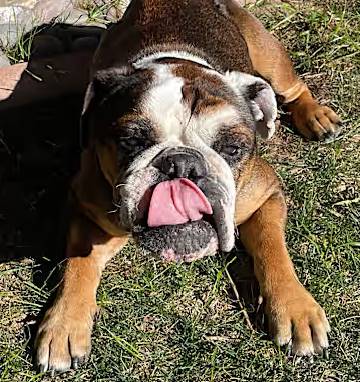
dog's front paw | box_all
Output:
[35,303,96,374]
[291,101,341,142]
[266,284,330,356]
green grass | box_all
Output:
[0,1,359,381]
[0,20,44,64]
[77,0,129,24]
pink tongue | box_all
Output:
[147,178,213,227]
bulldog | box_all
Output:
[35,0,341,373]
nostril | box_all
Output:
[190,167,205,181]
[161,158,175,176]
[189,168,199,181]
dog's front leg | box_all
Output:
[35,213,129,374]
[239,192,330,355]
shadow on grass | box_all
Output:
[0,21,97,358]
[226,247,267,333]
[0,95,83,288]
[0,22,101,275]
[0,94,89,372]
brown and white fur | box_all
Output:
[34,0,340,373]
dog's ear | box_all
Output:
[80,66,136,148]
[225,72,277,139]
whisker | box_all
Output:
[234,225,240,238]
[115,183,126,189]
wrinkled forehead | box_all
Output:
[138,63,253,144]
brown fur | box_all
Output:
[35,0,338,372]
[222,0,341,140]
[172,64,233,114]
[92,0,253,73]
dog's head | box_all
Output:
[81,60,277,262]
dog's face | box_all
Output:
[82,60,277,261]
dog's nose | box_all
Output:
[154,148,208,179]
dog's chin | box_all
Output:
[133,220,219,263]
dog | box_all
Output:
[34,0,340,373]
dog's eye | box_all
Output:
[117,137,150,153]
[221,145,242,157]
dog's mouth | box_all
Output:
[132,178,220,262]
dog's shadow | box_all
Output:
[0,20,105,267]
[225,247,266,333]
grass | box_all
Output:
[0,0,359,381]
[75,0,129,24]
[0,17,44,65]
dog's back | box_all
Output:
[94,0,253,73]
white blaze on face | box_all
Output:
[141,66,188,144]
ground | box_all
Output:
[0,0,359,381]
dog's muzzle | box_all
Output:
[117,147,235,262]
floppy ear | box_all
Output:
[225,72,277,139]
[80,66,135,148]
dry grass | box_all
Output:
[0,1,359,381]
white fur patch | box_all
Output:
[189,105,239,145]
[142,66,187,143]
[225,71,277,139]
[133,50,214,70]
